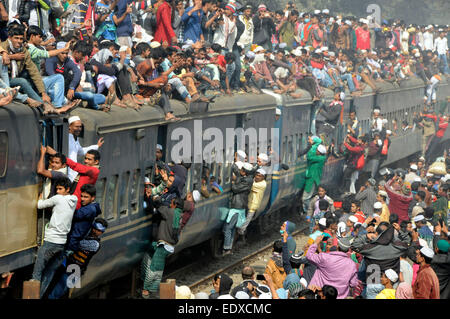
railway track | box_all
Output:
[188,223,309,294]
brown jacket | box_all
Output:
[0,40,45,94]
[413,264,440,299]
[264,258,286,290]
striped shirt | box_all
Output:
[27,43,49,70]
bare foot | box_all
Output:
[290,92,303,98]
[113,98,127,108]
[26,98,42,108]
[43,102,57,115]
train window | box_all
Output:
[95,178,106,212]
[288,135,293,164]
[119,171,130,217]
[0,132,7,178]
[130,169,140,214]
[104,174,119,220]
[282,136,287,164]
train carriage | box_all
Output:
[0,75,449,297]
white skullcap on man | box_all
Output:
[317,144,327,154]
[243,162,253,171]
[374,202,383,210]
[68,116,81,125]
[275,108,282,116]
[378,190,387,197]
[258,153,269,162]
[319,218,327,227]
[322,9,329,14]
[156,144,163,151]
[192,190,201,203]
[236,150,247,161]
[413,214,425,223]
[410,164,418,170]
[348,215,358,224]
[384,269,398,283]
[256,168,266,176]
[150,41,161,48]
[314,9,321,14]
[420,246,434,259]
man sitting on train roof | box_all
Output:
[46,145,101,210]
[0,22,56,113]
[67,115,104,181]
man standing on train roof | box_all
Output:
[302,138,327,215]
[47,146,101,210]
[67,115,104,181]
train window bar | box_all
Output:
[130,169,140,214]
[0,131,8,178]
[104,174,119,221]
[119,171,130,217]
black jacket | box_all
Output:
[230,174,253,209]
[156,206,179,245]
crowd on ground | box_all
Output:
[0,0,448,117]
[0,0,449,300]
[171,115,450,299]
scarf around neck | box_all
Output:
[8,39,23,78]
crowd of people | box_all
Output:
[0,0,449,301]
[0,0,448,115]
[172,125,450,300]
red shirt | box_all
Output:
[154,2,176,45]
[66,158,100,209]
[355,27,371,50]
[354,211,366,224]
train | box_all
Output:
[0,75,449,298]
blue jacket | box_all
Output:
[181,6,203,43]
[45,56,82,91]
[67,202,102,252]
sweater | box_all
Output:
[66,158,100,209]
[37,195,78,244]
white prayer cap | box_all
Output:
[373,213,380,218]
[386,130,392,135]
[258,153,269,162]
[384,269,398,283]
[56,41,67,50]
[318,218,327,226]
[378,190,387,197]
[175,286,195,299]
[322,9,329,14]
[361,49,367,53]
[119,46,128,52]
[254,46,265,53]
[348,215,358,224]
[337,222,347,237]
[314,9,321,14]
[246,51,256,59]
[192,190,201,203]
[340,92,346,100]
[410,164,418,170]
[275,108,282,116]
[235,291,250,299]
[345,20,352,26]
[317,144,327,154]
[258,293,272,299]
[321,46,329,51]
[237,150,247,161]
[218,294,235,299]
[315,48,322,54]
[413,214,425,222]
[278,43,287,49]
[361,19,368,24]
[382,119,388,125]
[420,246,434,259]
[156,144,163,151]
[150,41,161,48]
[414,177,422,182]
[373,108,381,113]
[144,177,151,183]
[328,51,335,57]
[374,202,383,209]
[243,162,253,171]
[68,116,81,124]
[426,172,433,177]
[256,168,266,176]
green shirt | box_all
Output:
[27,43,50,70]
